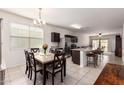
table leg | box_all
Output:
[43,64,46,85]
[64,59,66,76]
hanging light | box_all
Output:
[98,33,102,37]
[98,33,102,48]
[33,8,46,25]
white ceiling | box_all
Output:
[2,8,124,31]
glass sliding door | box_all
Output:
[100,39,108,52]
[92,39,99,50]
[92,39,108,52]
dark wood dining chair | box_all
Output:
[24,50,31,78]
[31,48,40,53]
[46,51,65,85]
[28,52,43,85]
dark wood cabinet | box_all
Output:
[51,32,60,42]
[71,36,78,43]
[65,35,78,43]
[115,35,122,57]
[72,50,80,65]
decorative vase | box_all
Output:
[44,49,47,55]
[42,43,48,55]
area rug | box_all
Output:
[94,63,124,85]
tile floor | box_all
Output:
[4,53,123,85]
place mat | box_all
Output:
[94,63,124,85]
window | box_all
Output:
[10,23,43,49]
[29,27,43,48]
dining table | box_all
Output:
[34,52,66,85]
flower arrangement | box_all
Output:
[42,43,48,54]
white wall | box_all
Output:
[0,9,123,68]
[80,28,123,35]
[0,10,33,68]
[90,35,116,52]
[76,28,122,52]
[0,10,73,68]
[43,25,73,49]
[75,33,90,46]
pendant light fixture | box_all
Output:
[33,8,46,25]
[98,33,102,37]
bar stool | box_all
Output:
[92,49,103,62]
[86,52,98,67]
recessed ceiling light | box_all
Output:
[70,24,82,29]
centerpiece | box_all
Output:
[42,43,48,55]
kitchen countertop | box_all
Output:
[71,48,92,52]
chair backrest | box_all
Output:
[86,51,98,62]
[49,48,55,53]
[28,52,36,70]
[50,48,64,54]
[86,52,95,57]
[24,50,30,64]
[93,49,101,54]
[52,51,65,72]
[55,48,64,54]
[31,48,40,53]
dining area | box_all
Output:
[24,44,66,85]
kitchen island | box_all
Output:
[71,48,92,67]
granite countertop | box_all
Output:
[71,48,92,52]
